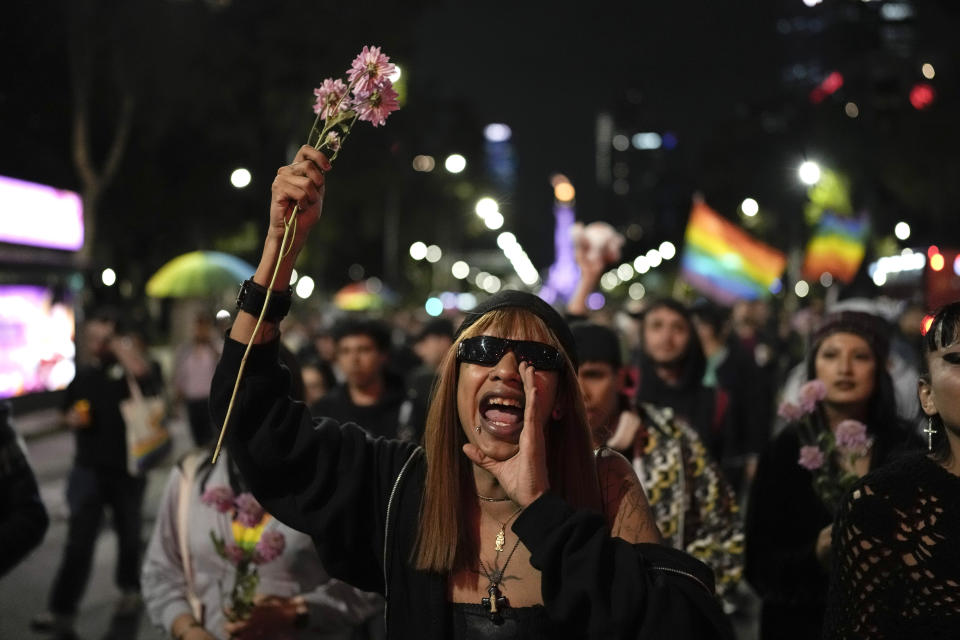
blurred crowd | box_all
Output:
[2,244,954,640]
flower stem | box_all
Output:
[211,208,298,464]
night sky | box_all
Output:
[2,0,958,303]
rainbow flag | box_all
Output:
[802,212,869,284]
[681,202,787,304]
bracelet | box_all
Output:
[235,278,293,323]
[173,621,203,640]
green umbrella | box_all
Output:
[145,250,255,298]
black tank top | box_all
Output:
[447,602,556,639]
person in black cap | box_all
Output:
[745,310,920,640]
[571,322,744,600]
[399,318,455,442]
[208,144,734,639]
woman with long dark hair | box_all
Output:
[823,302,960,638]
[744,310,919,640]
[209,145,732,639]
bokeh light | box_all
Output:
[798,161,821,185]
[894,221,911,241]
[425,297,443,316]
[412,155,435,172]
[101,268,116,287]
[922,63,936,80]
[794,279,810,298]
[628,282,646,300]
[844,102,860,118]
[444,154,466,173]
[659,241,677,260]
[451,261,470,279]
[425,245,442,263]
[409,241,427,260]
[484,123,512,142]
[230,168,251,188]
[930,253,945,272]
[554,182,576,202]
[741,198,759,217]
[295,275,315,299]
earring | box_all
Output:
[924,417,937,452]
[475,425,481,434]
[551,407,563,420]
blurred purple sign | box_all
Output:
[0,175,84,251]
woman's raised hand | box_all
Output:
[462,362,551,508]
[269,145,332,252]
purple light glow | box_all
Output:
[542,202,579,302]
[0,175,84,251]
[587,292,606,310]
[0,285,76,398]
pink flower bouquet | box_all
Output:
[780,380,872,514]
[201,486,286,621]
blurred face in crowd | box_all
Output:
[919,332,960,433]
[301,365,328,406]
[642,306,691,367]
[814,332,877,409]
[336,334,387,390]
[415,334,453,371]
[85,319,116,361]
[576,361,622,443]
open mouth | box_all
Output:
[479,392,526,438]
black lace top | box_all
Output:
[446,603,554,639]
[824,452,960,639]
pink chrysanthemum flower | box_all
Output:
[798,380,828,414]
[346,45,396,96]
[798,445,825,471]
[777,401,805,422]
[313,78,350,120]
[224,542,246,565]
[324,130,341,152]
[834,419,871,455]
[354,83,400,128]
[200,486,235,513]
[253,530,286,565]
[234,493,265,528]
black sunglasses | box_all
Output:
[456,336,565,371]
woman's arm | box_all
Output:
[596,448,662,544]
[213,146,418,592]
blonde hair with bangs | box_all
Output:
[413,308,602,573]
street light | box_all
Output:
[894,221,911,241]
[475,197,498,219]
[444,154,466,174]
[230,168,251,188]
[798,161,821,185]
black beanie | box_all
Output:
[455,290,578,368]
[570,322,622,368]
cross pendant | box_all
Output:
[924,423,936,449]
[481,585,508,621]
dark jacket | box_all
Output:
[213,336,734,639]
[0,402,49,576]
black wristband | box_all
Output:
[236,279,293,323]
